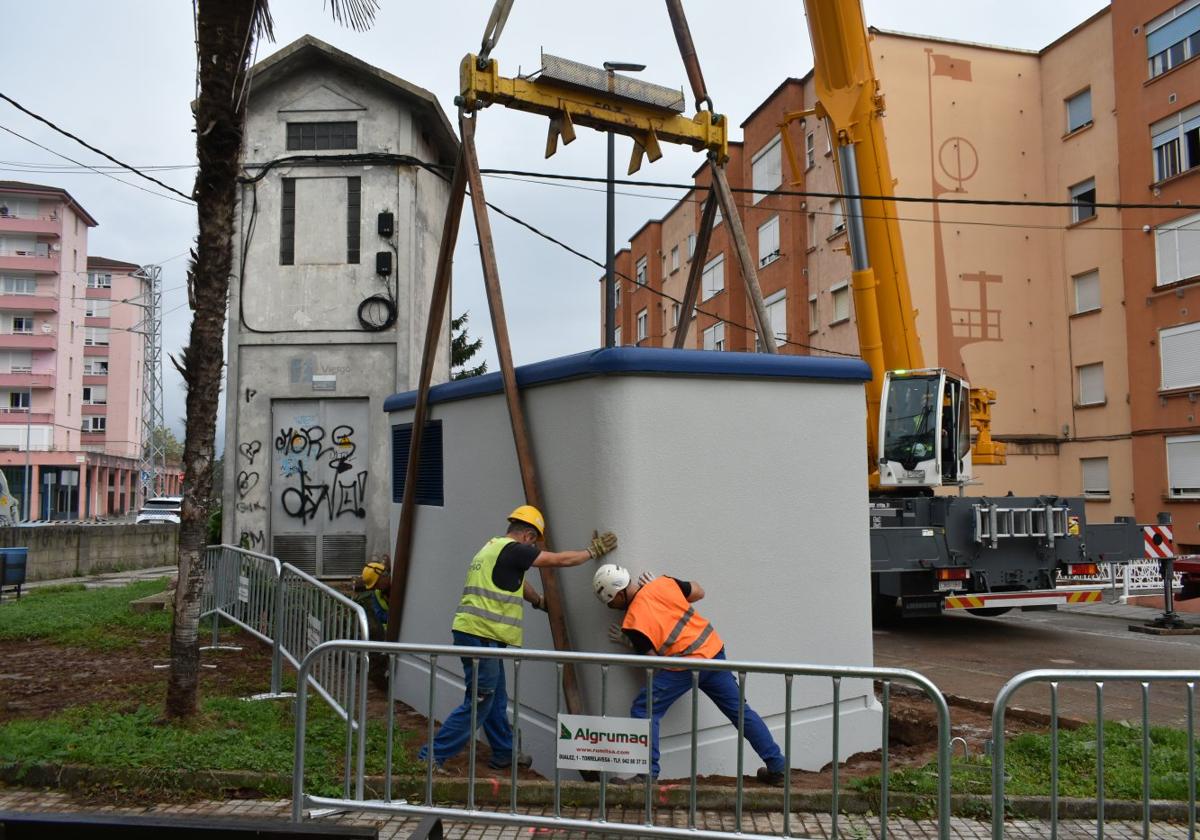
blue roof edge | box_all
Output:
[383,347,870,413]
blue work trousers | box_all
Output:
[418,630,515,766]
[631,649,786,778]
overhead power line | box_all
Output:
[0,92,194,202]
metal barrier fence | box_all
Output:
[291,640,952,840]
[200,545,282,684]
[991,669,1199,840]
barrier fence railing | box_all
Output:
[991,669,1199,840]
[291,640,952,840]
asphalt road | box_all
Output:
[873,605,1200,727]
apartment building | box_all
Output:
[604,1,1200,551]
[0,182,168,520]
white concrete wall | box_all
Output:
[389,367,879,779]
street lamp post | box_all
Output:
[603,61,645,349]
[22,401,30,521]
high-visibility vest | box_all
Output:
[622,577,723,662]
[452,537,526,646]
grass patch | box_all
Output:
[852,723,1199,801]
[0,696,418,797]
[0,579,172,650]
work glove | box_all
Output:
[588,530,618,560]
[637,571,657,587]
[608,623,632,648]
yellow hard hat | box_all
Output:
[507,504,545,537]
[361,561,387,589]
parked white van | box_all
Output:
[135,496,183,525]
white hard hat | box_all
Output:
[593,564,631,605]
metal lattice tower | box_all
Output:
[132,264,165,500]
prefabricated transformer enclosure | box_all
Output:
[385,347,880,778]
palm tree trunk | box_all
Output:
[165,0,260,719]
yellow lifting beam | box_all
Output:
[458,54,728,174]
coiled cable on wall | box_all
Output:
[357,293,397,331]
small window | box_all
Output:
[1154,210,1200,286]
[82,385,107,405]
[808,295,818,333]
[11,316,33,334]
[84,327,110,347]
[9,391,30,410]
[687,233,697,258]
[1167,434,1200,498]
[1081,457,1110,497]
[636,308,648,342]
[347,176,361,264]
[751,136,783,203]
[0,276,36,295]
[670,246,680,272]
[86,272,111,289]
[757,216,781,268]
[1150,102,1200,182]
[84,416,106,433]
[280,178,296,266]
[702,255,725,300]
[831,283,851,324]
[1160,321,1200,390]
[391,420,444,506]
[614,284,621,308]
[806,213,817,250]
[671,302,681,328]
[765,290,787,343]
[614,325,622,346]
[703,322,725,352]
[830,200,846,236]
[804,132,815,169]
[1077,362,1105,405]
[84,360,109,376]
[1069,178,1096,224]
[1147,2,1200,79]
[1065,89,1092,134]
[286,121,358,151]
[635,256,648,286]
[1072,270,1100,314]
[661,253,667,277]
[85,298,112,318]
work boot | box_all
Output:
[488,751,533,770]
[756,766,786,786]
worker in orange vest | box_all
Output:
[593,565,787,785]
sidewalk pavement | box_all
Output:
[22,564,177,592]
[0,788,1192,839]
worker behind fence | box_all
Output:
[418,505,618,773]
[354,558,392,691]
[593,564,788,785]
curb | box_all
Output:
[1,763,1193,822]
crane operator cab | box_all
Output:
[878,369,972,488]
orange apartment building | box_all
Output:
[0,182,180,520]
[604,1,1200,552]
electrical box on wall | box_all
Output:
[376,251,392,276]
[377,212,394,238]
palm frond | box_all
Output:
[326,0,380,32]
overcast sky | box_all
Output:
[0,0,1107,449]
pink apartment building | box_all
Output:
[0,181,180,521]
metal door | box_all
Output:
[270,399,369,576]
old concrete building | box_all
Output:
[222,35,458,575]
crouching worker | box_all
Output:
[593,565,788,785]
[418,505,618,772]
[354,560,392,691]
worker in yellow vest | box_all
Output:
[594,565,787,785]
[419,505,618,772]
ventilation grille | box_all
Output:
[322,534,366,577]
[392,420,444,506]
[274,534,317,575]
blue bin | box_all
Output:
[1,547,27,598]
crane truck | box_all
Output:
[801,0,1147,618]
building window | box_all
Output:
[1066,88,1093,134]
[9,391,29,410]
[1155,211,1200,285]
[766,290,787,343]
[1069,178,1096,224]
[391,420,444,506]
[1147,1,1200,79]
[614,325,622,346]
[714,204,723,227]
[346,176,361,264]
[1151,102,1200,182]
[831,283,851,324]
[0,351,32,374]
[85,298,112,318]
[672,302,681,328]
[805,132,815,169]
[1072,270,1101,314]
[1167,434,1200,498]
[0,275,36,295]
[1081,457,1110,497]
[84,327,110,347]
[280,177,296,266]
[635,256,648,286]
[82,385,107,405]
[84,360,108,376]
[703,322,725,352]
[636,308,648,342]
[806,213,817,250]
[10,316,32,334]
[1160,321,1200,390]
[1077,362,1105,405]
[687,233,697,258]
[751,136,783,203]
[808,295,818,333]
[701,254,724,300]
[830,200,846,236]
[670,246,680,272]
[757,216,781,268]
[86,272,111,289]
[84,417,106,433]
[614,283,621,308]
[286,121,358,151]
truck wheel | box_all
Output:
[966,607,1012,618]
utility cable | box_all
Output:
[0,92,194,202]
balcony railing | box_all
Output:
[0,252,59,273]
[0,371,55,389]
[0,409,52,424]
[0,333,55,350]
[0,214,62,236]
[0,294,58,312]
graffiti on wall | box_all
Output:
[274,422,368,525]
